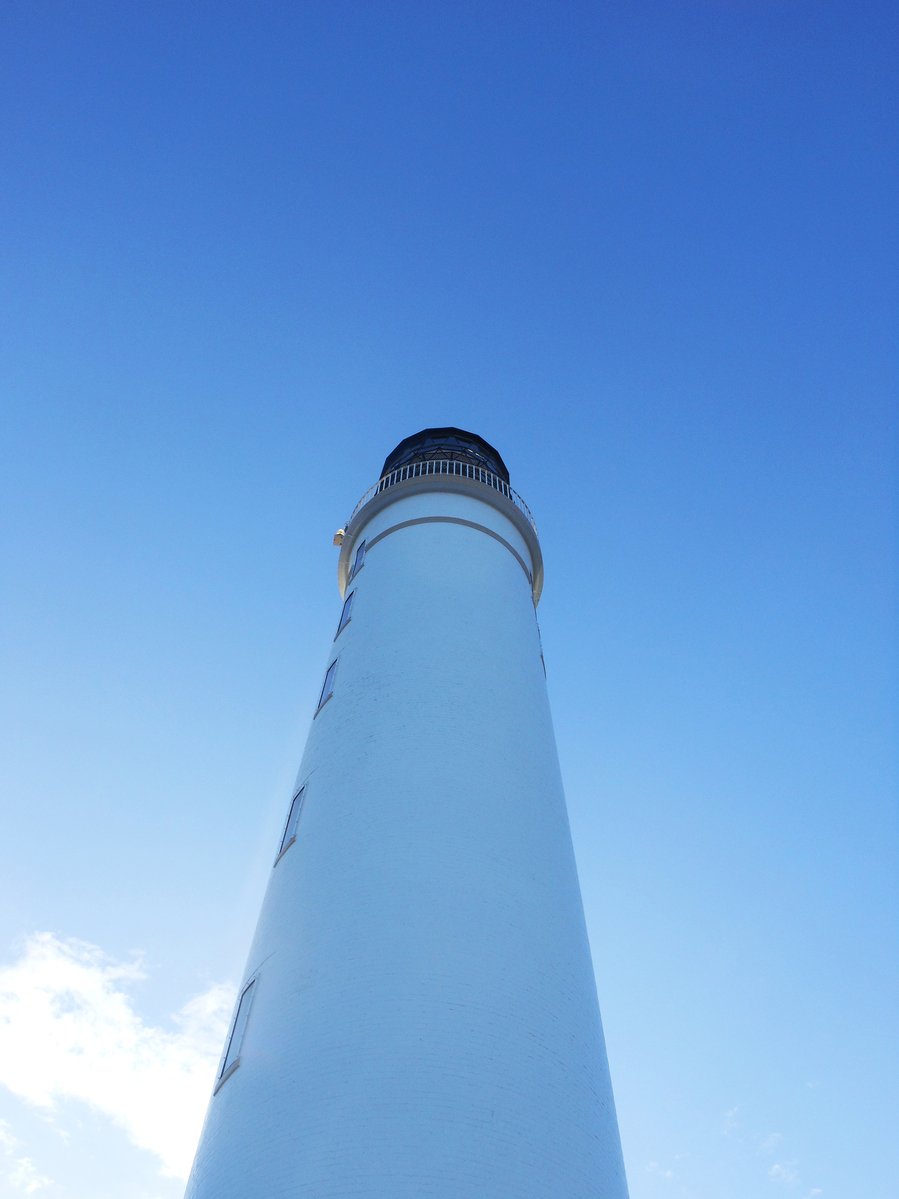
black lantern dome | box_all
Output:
[381,427,509,484]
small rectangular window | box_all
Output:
[349,540,366,579]
[218,978,256,1086]
[277,785,306,858]
[335,591,354,638]
[316,659,338,713]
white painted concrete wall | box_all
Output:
[185,476,629,1199]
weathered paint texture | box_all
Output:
[185,474,629,1199]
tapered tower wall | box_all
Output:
[185,446,629,1199]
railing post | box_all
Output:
[347,459,536,535]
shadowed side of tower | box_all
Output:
[184,428,629,1199]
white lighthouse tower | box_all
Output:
[185,428,629,1198]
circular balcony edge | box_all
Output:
[337,470,544,605]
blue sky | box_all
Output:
[1,3,896,1197]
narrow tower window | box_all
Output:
[335,591,354,638]
[217,977,257,1089]
[349,540,366,579]
[316,659,338,713]
[276,785,306,860]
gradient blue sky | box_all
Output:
[1,3,896,1198]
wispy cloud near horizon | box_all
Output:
[0,933,233,1180]
[769,1160,800,1185]
[646,1159,675,1180]
[0,1118,52,1195]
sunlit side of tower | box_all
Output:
[185,428,629,1198]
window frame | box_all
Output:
[349,539,366,579]
[315,658,338,715]
[275,785,306,863]
[335,590,354,639]
[215,975,258,1092]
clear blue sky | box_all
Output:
[1,3,896,1198]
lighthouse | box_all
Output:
[184,428,629,1198]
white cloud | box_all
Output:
[758,1132,784,1155]
[646,1159,674,1180]
[7,1156,52,1196]
[0,1120,16,1153]
[0,1119,52,1194]
[723,1106,740,1135]
[0,933,233,1180]
[769,1160,800,1185]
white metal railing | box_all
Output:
[347,458,537,532]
